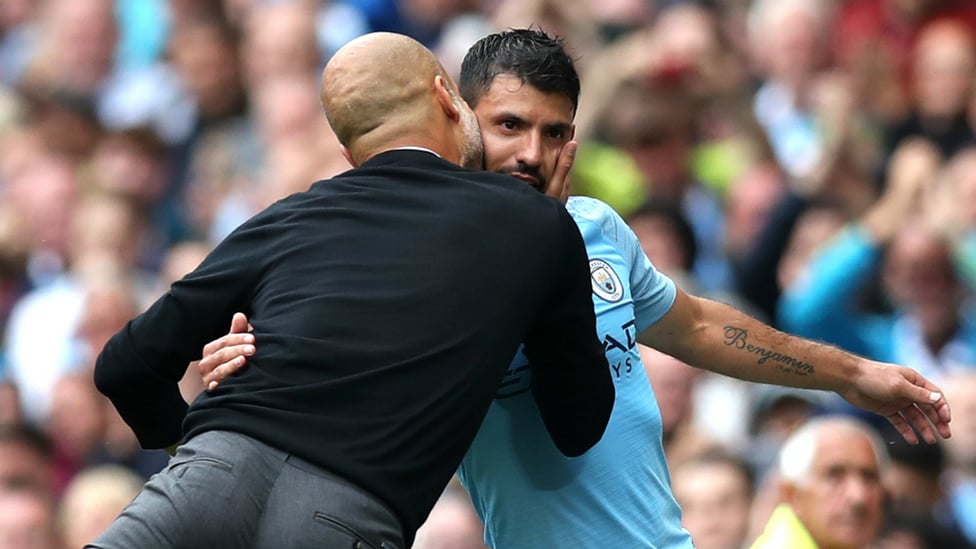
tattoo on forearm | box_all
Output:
[723,326,815,376]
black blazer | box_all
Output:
[94,149,613,538]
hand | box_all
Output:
[885,138,941,202]
[863,138,941,241]
[198,312,254,391]
[838,361,951,444]
[545,141,577,204]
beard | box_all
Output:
[455,97,485,170]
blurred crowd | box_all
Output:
[0,0,974,547]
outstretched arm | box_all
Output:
[639,288,952,444]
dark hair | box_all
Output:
[0,424,53,459]
[626,200,698,271]
[680,448,756,496]
[459,28,580,113]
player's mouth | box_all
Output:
[512,173,543,191]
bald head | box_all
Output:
[321,32,483,167]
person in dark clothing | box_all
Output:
[88,32,614,549]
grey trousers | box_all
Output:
[87,430,404,549]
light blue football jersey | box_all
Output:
[457,197,694,548]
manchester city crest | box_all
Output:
[590,259,623,302]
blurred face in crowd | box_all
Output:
[724,163,784,258]
[469,74,575,193]
[628,211,692,278]
[241,2,320,86]
[0,490,58,549]
[912,20,976,119]
[882,225,963,339]
[785,428,884,549]
[753,1,824,86]
[672,459,752,549]
[0,436,53,496]
[41,0,117,92]
[169,20,244,118]
[640,345,699,436]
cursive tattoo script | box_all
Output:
[723,326,815,376]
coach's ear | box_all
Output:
[433,75,461,122]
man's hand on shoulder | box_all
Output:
[198,313,254,390]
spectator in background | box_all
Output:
[882,17,976,169]
[882,428,975,547]
[744,386,826,480]
[82,128,173,270]
[44,373,105,492]
[0,0,38,84]
[0,487,60,549]
[942,371,976,545]
[640,345,717,467]
[927,144,976,288]
[747,0,834,180]
[600,83,732,293]
[774,206,846,307]
[724,163,787,274]
[18,0,117,99]
[626,200,699,292]
[671,449,754,549]
[239,1,321,88]
[58,465,142,549]
[0,424,55,497]
[749,416,887,549]
[0,379,21,428]
[832,0,976,124]
[163,14,256,244]
[779,139,976,383]
[4,192,148,425]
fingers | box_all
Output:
[204,355,249,391]
[903,371,952,439]
[900,405,937,444]
[230,312,251,334]
[886,413,919,445]
[926,398,952,439]
[545,141,577,203]
[885,379,952,445]
[202,332,254,358]
[199,336,255,391]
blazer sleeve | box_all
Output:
[93,215,273,449]
[522,206,614,457]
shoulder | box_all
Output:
[566,196,630,238]
[566,196,626,224]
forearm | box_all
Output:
[778,225,879,334]
[640,291,861,394]
[94,327,189,449]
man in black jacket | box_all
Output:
[89,32,613,549]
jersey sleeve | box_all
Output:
[569,197,676,332]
